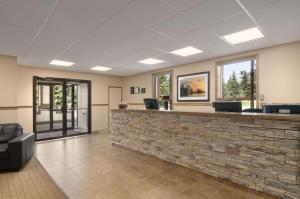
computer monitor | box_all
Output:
[213,101,242,112]
[144,98,159,110]
[262,104,300,114]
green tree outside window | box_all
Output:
[53,85,75,110]
[159,75,170,97]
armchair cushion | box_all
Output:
[0,123,23,143]
[0,143,8,160]
[8,133,35,170]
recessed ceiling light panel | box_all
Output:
[91,66,112,71]
[138,58,165,65]
[171,46,203,57]
[49,60,74,66]
[223,27,264,45]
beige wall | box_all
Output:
[122,41,300,111]
[0,55,123,132]
[1,41,300,131]
[0,55,18,122]
[258,43,300,103]
[122,73,152,110]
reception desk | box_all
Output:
[110,109,300,199]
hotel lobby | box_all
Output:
[0,0,299,199]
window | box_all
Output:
[217,57,257,109]
[153,71,173,110]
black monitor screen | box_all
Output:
[213,101,242,112]
[263,104,300,114]
[144,98,159,110]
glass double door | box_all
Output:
[34,77,91,141]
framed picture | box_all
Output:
[141,88,146,93]
[130,87,135,94]
[177,71,210,101]
[134,87,140,94]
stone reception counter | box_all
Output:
[110,109,300,199]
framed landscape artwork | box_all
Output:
[177,72,210,101]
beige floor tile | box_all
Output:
[34,132,279,199]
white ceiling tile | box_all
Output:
[0,0,300,76]
[101,48,167,75]
[161,0,207,11]
[262,15,300,43]
[175,27,217,45]
[156,37,235,66]
[0,0,57,17]
[116,0,177,28]
[207,13,255,36]
[248,0,300,27]
[50,0,132,30]
[0,23,35,55]
[21,57,60,69]
[196,38,235,52]
[152,0,244,37]
[0,5,43,30]
[59,0,176,63]
[59,24,144,64]
[173,38,237,61]
[233,38,273,51]
[22,17,91,64]
[86,30,170,64]
[107,61,168,76]
[239,0,279,10]
[151,13,203,37]
[22,0,134,64]
[183,0,244,27]
[0,0,56,56]
[158,53,201,67]
[0,0,57,31]
[155,39,187,52]
[107,49,165,66]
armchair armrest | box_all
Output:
[8,133,35,170]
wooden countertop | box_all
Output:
[112,109,300,122]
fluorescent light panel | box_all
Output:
[138,58,165,65]
[49,60,74,66]
[223,27,264,45]
[91,66,112,71]
[171,46,203,56]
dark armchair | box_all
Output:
[0,123,35,171]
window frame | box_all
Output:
[215,55,260,108]
[152,70,173,110]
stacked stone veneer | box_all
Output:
[111,110,300,199]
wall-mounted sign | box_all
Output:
[134,87,140,94]
[130,87,135,94]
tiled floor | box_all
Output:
[0,157,66,199]
[35,132,278,199]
